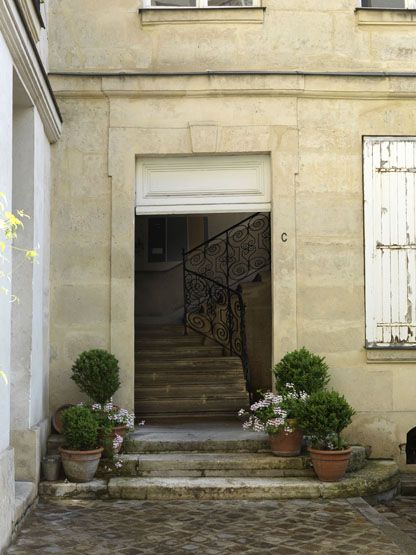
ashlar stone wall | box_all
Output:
[49,73,416,466]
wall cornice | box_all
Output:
[49,73,416,102]
[0,0,61,142]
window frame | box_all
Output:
[147,216,189,264]
[359,0,416,8]
[142,0,260,9]
[363,136,416,351]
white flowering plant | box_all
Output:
[90,402,136,431]
[238,387,307,435]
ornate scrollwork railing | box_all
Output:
[183,212,271,394]
[184,212,271,288]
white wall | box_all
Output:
[30,113,51,427]
[11,103,35,430]
[207,212,254,238]
[0,31,16,553]
[0,33,14,454]
[10,81,52,483]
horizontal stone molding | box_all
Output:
[0,0,61,142]
[356,7,416,26]
[139,7,265,26]
[367,348,416,363]
[49,73,416,102]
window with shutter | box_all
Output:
[364,137,416,348]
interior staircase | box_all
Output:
[135,213,273,420]
[135,324,249,420]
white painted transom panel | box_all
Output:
[135,155,271,215]
[364,137,416,347]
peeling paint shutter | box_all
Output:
[364,137,416,347]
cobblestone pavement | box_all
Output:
[375,497,416,542]
[7,498,410,555]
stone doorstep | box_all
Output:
[39,460,399,501]
[96,452,315,479]
[98,446,365,479]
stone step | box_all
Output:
[123,424,268,454]
[136,346,224,360]
[135,398,248,417]
[97,452,314,479]
[39,461,400,501]
[107,462,399,500]
[135,384,247,399]
[135,373,245,387]
[135,336,204,347]
[135,357,242,371]
[134,412,247,421]
[135,325,188,337]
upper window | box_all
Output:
[143,0,258,7]
[364,137,416,349]
[361,0,416,7]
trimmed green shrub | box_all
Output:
[71,349,120,405]
[61,406,99,451]
[296,390,355,450]
[273,348,330,396]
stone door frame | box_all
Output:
[108,125,298,410]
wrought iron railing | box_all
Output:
[183,212,271,394]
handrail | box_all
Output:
[182,212,271,395]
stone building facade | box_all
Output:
[3,1,416,546]
[46,0,416,467]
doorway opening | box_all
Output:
[134,211,272,420]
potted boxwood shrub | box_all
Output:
[297,390,355,482]
[71,349,120,405]
[71,350,137,456]
[239,390,304,457]
[59,405,103,482]
[269,348,329,447]
[273,348,330,397]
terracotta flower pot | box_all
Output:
[309,447,352,482]
[52,404,74,434]
[269,427,303,457]
[100,424,128,458]
[59,446,103,483]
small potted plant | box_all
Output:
[91,402,137,458]
[273,347,330,397]
[239,390,304,457]
[297,390,356,482]
[59,405,103,482]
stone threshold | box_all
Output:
[39,460,399,501]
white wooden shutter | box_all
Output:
[364,137,416,347]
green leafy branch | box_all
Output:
[0,192,37,384]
